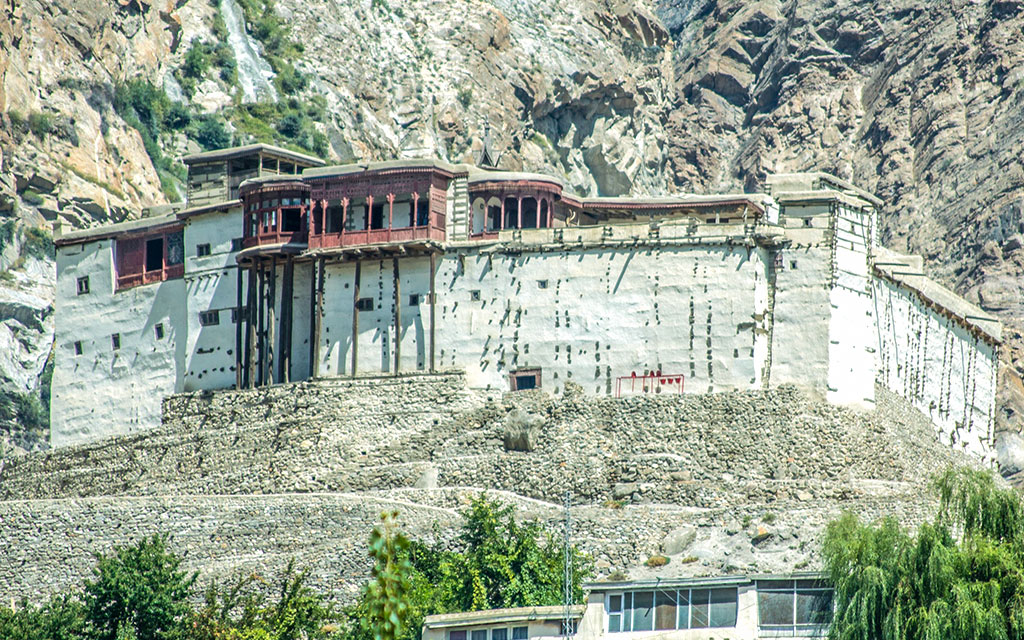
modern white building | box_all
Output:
[421,574,833,640]
[52,145,1001,459]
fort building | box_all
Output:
[52,144,1001,460]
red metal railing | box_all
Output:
[116,263,184,290]
[615,372,685,398]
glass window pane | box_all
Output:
[471,631,487,640]
[492,630,507,640]
[608,614,620,633]
[655,590,676,630]
[450,633,467,640]
[622,593,632,632]
[677,590,690,629]
[608,595,622,613]
[759,591,794,626]
[709,589,738,627]
[691,589,710,628]
[511,627,528,640]
[796,590,833,625]
[632,591,654,631]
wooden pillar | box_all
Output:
[266,258,276,385]
[279,257,294,383]
[393,257,401,375]
[312,258,324,378]
[341,197,349,235]
[517,196,523,229]
[412,192,419,227]
[308,260,317,379]
[245,264,257,389]
[351,260,361,376]
[235,265,243,389]
[499,198,505,230]
[366,195,373,230]
[256,261,266,387]
[429,251,436,372]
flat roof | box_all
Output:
[175,199,242,220]
[585,571,827,591]
[423,605,583,629]
[874,248,1001,344]
[55,213,181,247]
[303,158,467,180]
[182,144,325,167]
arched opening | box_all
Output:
[472,198,486,234]
[504,196,518,229]
[486,197,502,231]
[521,197,538,228]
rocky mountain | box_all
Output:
[1,0,1023,449]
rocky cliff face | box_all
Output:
[1,0,1023,447]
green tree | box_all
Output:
[0,594,86,640]
[362,511,416,640]
[824,467,1024,640]
[83,534,197,640]
[344,496,591,640]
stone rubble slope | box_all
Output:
[0,373,974,602]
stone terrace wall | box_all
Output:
[0,373,972,603]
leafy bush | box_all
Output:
[28,111,54,138]
[645,555,669,568]
[0,594,86,640]
[182,42,210,79]
[24,226,54,259]
[21,189,45,206]
[0,389,45,431]
[7,109,26,135]
[193,116,231,150]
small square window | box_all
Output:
[537,280,548,289]
[199,310,220,326]
[356,297,374,311]
[196,243,211,257]
[73,340,83,355]
[231,307,249,323]
[803,218,813,227]
[790,260,798,270]
[470,290,481,301]
[511,368,541,391]
[111,333,121,351]
[409,294,421,306]
[231,237,243,252]
[154,323,165,340]
[76,276,90,295]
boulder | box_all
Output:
[502,408,543,452]
[661,526,696,556]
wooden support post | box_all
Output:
[393,257,401,375]
[245,265,257,389]
[256,262,266,387]
[517,196,523,229]
[235,265,243,389]
[280,257,294,383]
[314,258,324,378]
[266,258,277,385]
[308,260,317,379]
[429,251,436,372]
[351,260,361,376]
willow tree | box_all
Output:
[824,467,1024,640]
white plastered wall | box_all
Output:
[183,207,244,391]
[873,277,999,461]
[52,240,186,446]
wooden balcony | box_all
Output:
[116,263,184,290]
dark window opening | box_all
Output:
[370,202,385,229]
[804,218,813,227]
[511,368,541,391]
[166,231,184,265]
[145,238,164,271]
[540,199,549,227]
[416,195,429,226]
[790,260,798,269]
[409,294,421,306]
[111,333,121,351]
[504,197,518,228]
[77,276,90,295]
[470,290,481,301]
[154,323,165,340]
[537,280,548,289]
[356,297,374,311]
[73,340,83,355]
[231,307,250,323]
[282,208,302,232]
[326,205,345,233]
[197,243,211,257]
[511,628,528,640]
[199,310,220,326]
[487,204,502,231]
[521,197,538,228]
[231,237,243,252]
